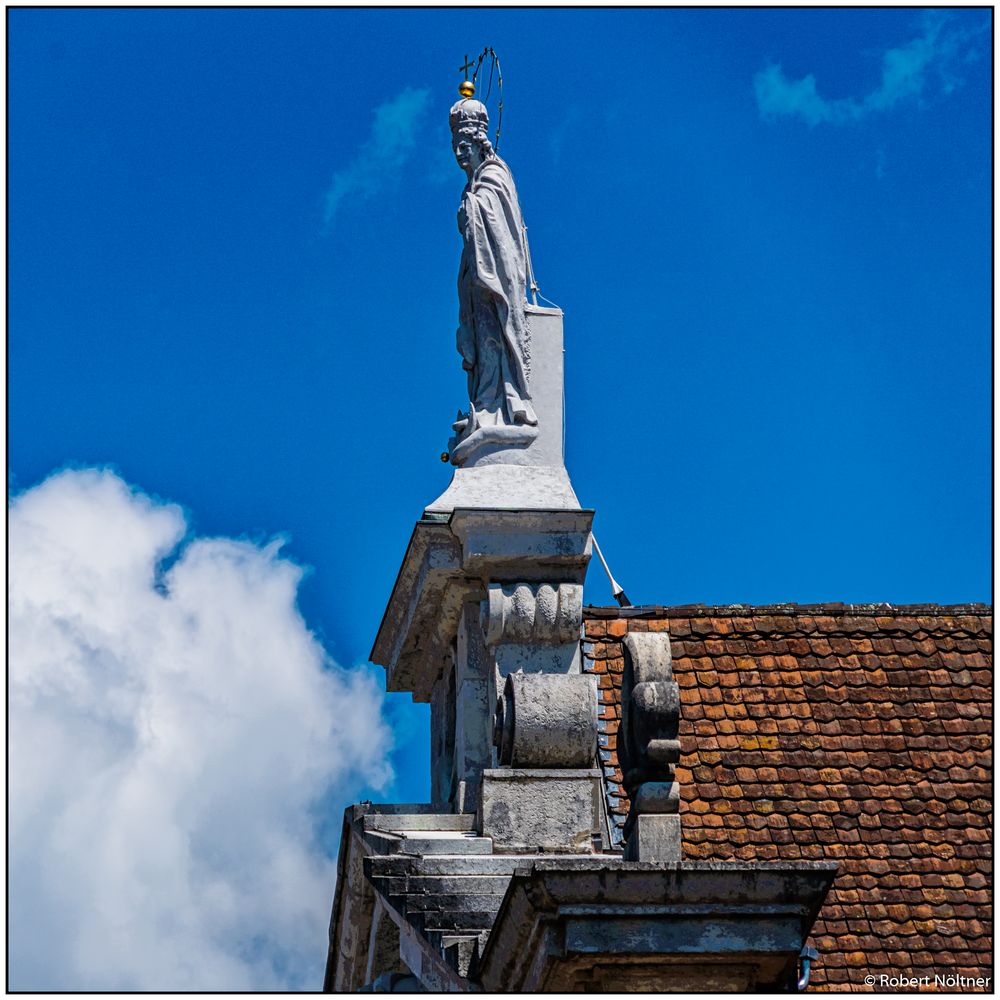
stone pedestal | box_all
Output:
[479,769,602,854]
[369,505,595,821]
[623,814,681,863]
[429,307,579,514]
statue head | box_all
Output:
[450,98,493,175]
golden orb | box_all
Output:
[440,451,451,463]
[458,80,475,99]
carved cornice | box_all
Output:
[484,582,582,647]
[370,510,592,702]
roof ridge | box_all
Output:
[583,603,992,619]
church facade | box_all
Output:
[323,73,992,993]
[324,602,991,992]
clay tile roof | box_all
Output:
[582,603,993,992]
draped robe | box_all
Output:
[456,156,538,433]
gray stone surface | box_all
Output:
[454,603,493,807]
[395,909,468,992]
[362,899,403,989]
[362,813,476,834]
[622,632,680,771]
[397,833,493,856]
[426,461,580,515]
[448,508,592,577]
[442,938,478,979]
[371,509,593,701]
[351,802,455,816]
[620,631,682,854]
[370,520,465,701]
[478,768,601,854]
[493,641,581,681]
[631,780,680,814]
[623,813,681,863]
[429,655,456,805]
[495,672,597,768]
[567,962,756,992]
[325,818,379,992]
[364,853,549,877]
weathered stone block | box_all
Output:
[493,641,580,677]
[623,813,681,863]
[479,768,601,854]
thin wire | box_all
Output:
[468,47,502,149]
[493,50,503,149]
[484,50,495,102]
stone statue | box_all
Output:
[448,97,538,465]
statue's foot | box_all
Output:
[451,408,470,434]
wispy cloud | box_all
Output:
[754,13,986,126]
[323,86,431,227]
[9,468,391,990]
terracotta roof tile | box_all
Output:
[582,604,992,991]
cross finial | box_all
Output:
[458,53,476,99]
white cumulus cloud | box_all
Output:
[323,86,431,227]
[9,467,392,991]
[754,13,986,127]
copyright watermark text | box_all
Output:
[864,974,991,990]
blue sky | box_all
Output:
[8,8,992,988]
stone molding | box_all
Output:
[483,582,582,647]
[370,509,593,702]
[474,860,838,992]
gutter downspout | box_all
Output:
[797,946,819,991]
